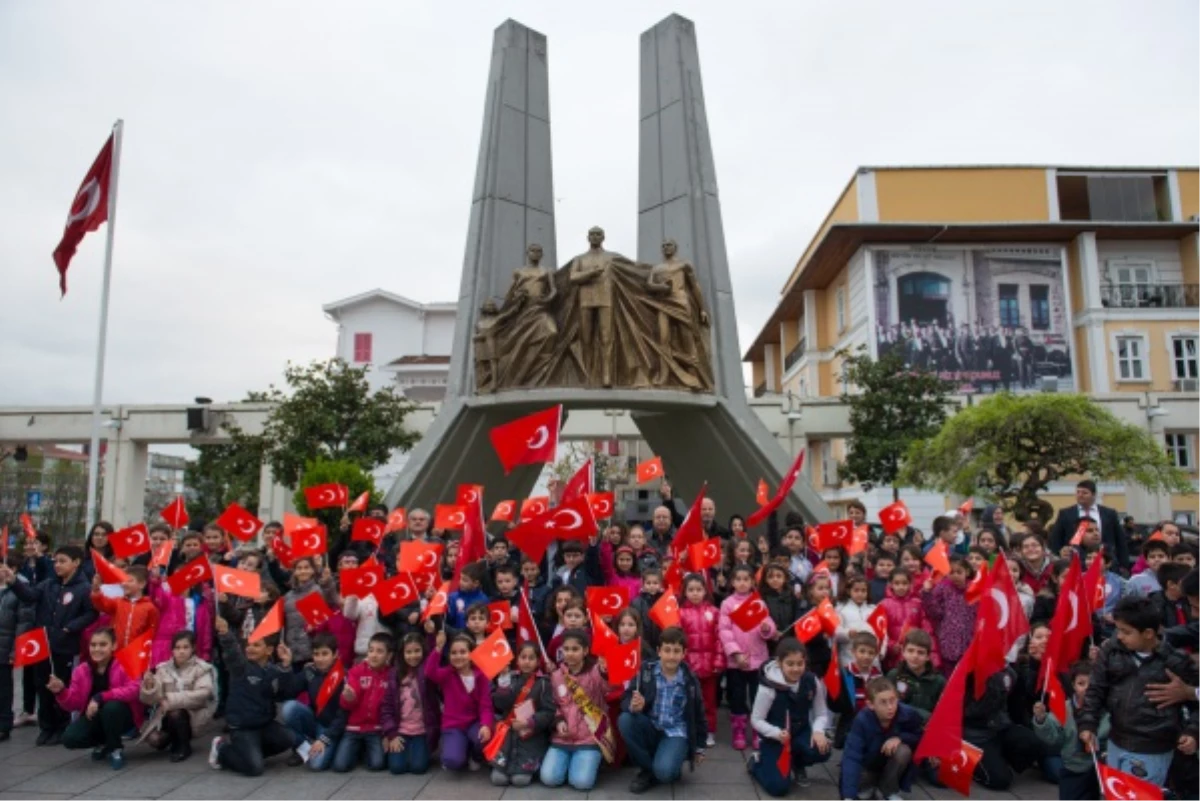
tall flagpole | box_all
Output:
[84,119,124,531]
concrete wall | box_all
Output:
[874,168,1050,222]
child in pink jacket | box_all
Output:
[600,544,643,601]
[679,574,725,746]
[877,570,928,671]
[333,633,394,773]
[425,632,495,772]
[718,566,777,750]
[50,628,142,769]
[540,628,610,792]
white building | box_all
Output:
[322,290,456,399]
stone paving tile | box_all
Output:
[329,774,434,799]
[157,773,269,800]
[0,794,74,801]
[88,770,207,799]
[252,773,355,800]
[6,764,114,797]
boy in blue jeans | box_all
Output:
[1078,596,1198,789]
[618,626,708,794]
[279,633,346,771]
[839,677,924,801]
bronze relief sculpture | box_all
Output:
[475,229,714,393]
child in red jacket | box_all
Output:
[89,565,159,650]
[333,633,394,773]
[679,574,725,747]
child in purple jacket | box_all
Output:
[920,555,977,675]
[49,628,142,770]
[424,631,495,771]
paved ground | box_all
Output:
[0,710,1059,800]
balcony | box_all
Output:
[783,337,807,372]
[1100,283,1199,309]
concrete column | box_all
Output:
[1076,232,1111,393]
[257,461,291,534]
[764,344,777,392]
[100,438,147,527]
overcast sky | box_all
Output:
[2,1,1196,413]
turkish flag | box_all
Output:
[587,492,615,521]
[687,537,723,571]
[482,722,511,764]
[160,496,189,530]
[809,520,855,553]
[519,496,550,522]
[375,572,421,616]
[517,590,544,655]
[14,628,50,668]
[923,540,951,578]
[304,484,348,510]
[729,592,770,632]
[351,517,386,546]
[867,605,888,647]
[315,661,345,715]
[648,590,680,630]
[973,550,1029,697]
[607,637,642,685]
[114,629,154,680]
[435,504,467,531]
[777,711,793,777]
[850,524,869,556]
[92,550,130,585]
[248,599,284,642]
[1042,554,1087,691]
[878,500,912,536]
[471,628,514,680]
[422,582,451,621]
[756,479,769,507]
[213,565,261,600]
[964,562,989,605]
[385,507,408,534]
[20,513,37,541]
[166,556,212,596]
[746,448,806,529]
[53,132,114,295]
[636,456,663,485]
[398,540,444,575]
[340,560,384,600]
[795,610,824,643]
[149,539,174,571]
[671,483,708,558]
[816,598,841,636]
[937,740,983,796]
[491,500,516,523]
[561,459,594,503]
[507,495,597,563]
[957,498,974,518]
[915,641,973,762]
[290,526,328,559]
[456,484,484,507]
[587,586,630,617]
[1046,674,1068,725]
[589,610,620,657]
[109,523,151,559]
[1070,520,1089,546]
[1081,546,1106,617]
[1096,762,1164,801]
[283,512,321,538]
[295,591,334,629]
[268,533,294,569]
[216,503,263,543]
[663,560,685,595]
[489,405,562,474]
[487,601,513,631]
[823,652,841,701]
[347,491,370,514]
[450,497,488,590]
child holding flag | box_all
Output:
[678,575,724,747]
[719,566,777,750]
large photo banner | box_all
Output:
[872,247,1074,394]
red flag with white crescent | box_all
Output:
[53,132,114,295]
[936,740,983,796]
[109,523,151,559]
[729,592,770,632]
[216,503,263,543]
[14,628,50,668]
[746,449,805,529]
[1096,760,1164,800]
[471,629,514,680]
[166,555,213,595]
[351,517,386,546]
[489,405,562,474]
[303,483,348,510]
[560,459,594,503]
[114,629,154,679]
[375,572,420,617]
[606,637,642,685]
[315,661,345,715]
[248,599,284,642]
[160,496,190,530]
[213,564,261,600]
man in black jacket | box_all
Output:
[618,627,707,794]
[1048,480,1127,571]
[1,545,96,745]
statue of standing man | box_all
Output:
[568,226,618,387]
[648,238,711,385]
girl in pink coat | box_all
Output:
[148,569,214,666]
[50,628,142,769]
[718,566,777,750]
[679,574,725,746]
[599,544,643,601]
[877,570,930,671]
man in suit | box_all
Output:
[1049,479,1128,571]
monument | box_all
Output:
[385,15,830,523]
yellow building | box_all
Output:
[745,165,1199,525]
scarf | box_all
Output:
[562,668,615,763]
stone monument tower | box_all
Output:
[385,15,830,523]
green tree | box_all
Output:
[186,441,265,524]
[228,359,419,489]
[900,393,1192,522]
[293,458,379,545]
[837,347,955,501]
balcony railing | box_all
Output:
[783,337,807,372]
[1100,283,1199,309]
[753,381,767,398]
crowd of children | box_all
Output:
[0,489,1197,800]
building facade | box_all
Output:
[745,165,1199,525]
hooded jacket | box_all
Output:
[678,600,725,679]
[89,591,159,650]
[148,574,213,665]
[920,578,975,664]
[279,661,348,745]
[885,662,945,721]
[489,671,555,776]
[340,661,393,733]
[718,591,777,671]
[548,660,608,748]
[9,569,96,657]
[218,628,291,730]
[839,704,924,799]
[140,655,218,731]
[620,659,707,767]
[57,659,144,728]
[877,586,929,668]
[423,649,494,732]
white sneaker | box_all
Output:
[208,736,224,770]
[13,712,36,728]
[706,733,716,748]
[885,795,904,801]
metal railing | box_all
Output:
[1100,283,1199,309]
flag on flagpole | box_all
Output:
[53,133,116,295]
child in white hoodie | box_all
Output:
[834,576,877,668]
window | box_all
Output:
[821,442,838,487]
[1108,261,1157,307]
[998,284,1021,328]
[1029,285,1050,331]
[1057,174,1171,222]
[1115,335,1147,380]
[835,286,846,333]
[353,333,372,363]
[1170,335,1198,380]
[1165,433,1194,470]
